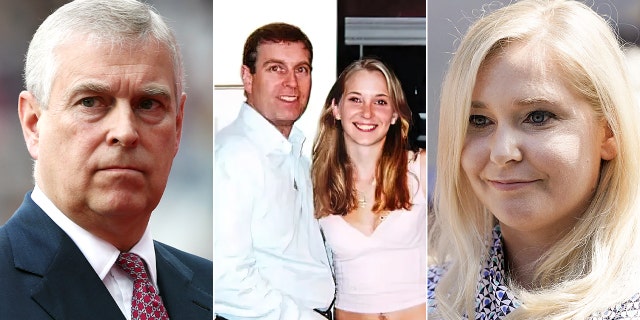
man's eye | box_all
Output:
[139,99,158,110]
[80,97,97,107]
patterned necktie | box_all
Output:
[117,252,169,320]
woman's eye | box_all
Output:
[525,110,554,125]
[469,115,490,127]
[375,99,388,105]
[348,97,361,103]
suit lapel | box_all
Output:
[31,236,126,320]
[155,244,212,320]
[7,194,125,320]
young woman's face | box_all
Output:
[461,42,616,239]
[333,69,397,150]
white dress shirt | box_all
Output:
[214,103,335,320]
[31,185,158,320]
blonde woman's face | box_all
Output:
[461,42,616,241]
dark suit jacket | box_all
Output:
[0,192,213,319]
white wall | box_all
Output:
[212,0,338,158]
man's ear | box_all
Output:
[241,65,253,95]
[18,91,42,160]
[173,92,187,157]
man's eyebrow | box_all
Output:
[262,59,311,68]
[296,62,312,71]
[141,85,172,99]
[66,81,111,97]
[61,81,110,105]
[262,59,285,67]
[62,82,174,106]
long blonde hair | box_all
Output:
[431,0,640,318]
[312,58,413,218]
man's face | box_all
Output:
[20,36,185,231]
[242,41,311,137]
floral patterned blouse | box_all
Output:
[428,226,640,319]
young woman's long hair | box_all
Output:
[430,0,640,318]
[312,58,413,218]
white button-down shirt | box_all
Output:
[214,103,334,320]
[32,185,158,320]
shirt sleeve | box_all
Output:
[214,142,327,320]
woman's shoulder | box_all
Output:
[407,148,427,198]
[407,148,426,175]
[407,148,425,163]
[319,213,341,225]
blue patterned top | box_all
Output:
[428,226,640,319]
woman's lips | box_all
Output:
[488,179,538,191]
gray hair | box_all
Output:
[24,0,184,108]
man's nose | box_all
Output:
[283,70,298,89]
[106,103,139,148]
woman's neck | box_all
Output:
[346,144,382,181]
[500,224,564,290]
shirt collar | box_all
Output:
[31,185,158,286]
[239,102,305,157]
[288,125,305,159]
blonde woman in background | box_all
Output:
[428,0,640,319]
[312,58,426,320]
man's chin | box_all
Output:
[88,192,158,218]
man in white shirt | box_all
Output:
[0,1,212,319]
[214,23,335,320]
